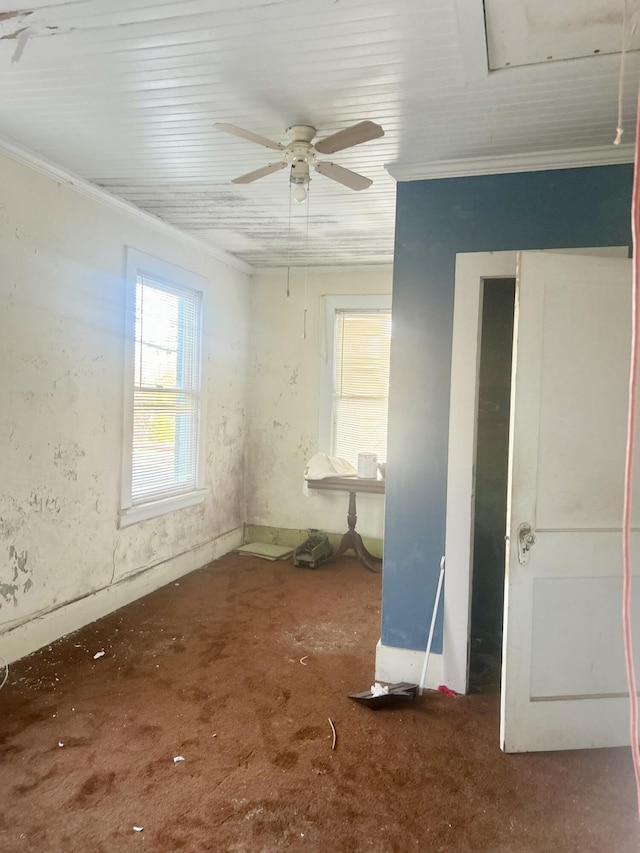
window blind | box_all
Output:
[333,310,391,467]
[131,274,202,504]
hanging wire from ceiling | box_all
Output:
[614,0,638,144]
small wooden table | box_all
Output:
[306,476,385,572]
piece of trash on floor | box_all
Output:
[236,542,294,561]
[133,826,143,832]
[370,682,389,697]
[437,684,457,697]
[93,651,105,660]
[173,755,185,763]
[299,656,309,666]
[328,717,337,750]
[58,742,64,747]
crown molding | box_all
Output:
[0,134,253,275]
[386,144,636,182]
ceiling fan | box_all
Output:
[214,120,384,201]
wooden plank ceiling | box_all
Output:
[0,0,638,268]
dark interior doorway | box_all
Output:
[468,277,515,694]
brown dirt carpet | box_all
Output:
[0,553,638,852]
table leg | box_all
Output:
[332,490,382,573]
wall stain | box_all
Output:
[9,545,27,576]
[27,492,61,515]
[53,441,85,482]
[0,546,32,608]
[0,582,19,607]
[46,496,60,514]
[0,496,28,541]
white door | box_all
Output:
[501,250,639,752]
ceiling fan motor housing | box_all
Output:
[285,126,316,184]
[290,158,311,184]
[286,125,316,143]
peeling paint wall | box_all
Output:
[246,269,392,539]
[0,152,250,644]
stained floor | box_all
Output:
[0,553,637,852]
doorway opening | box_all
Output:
[468,277,515,694]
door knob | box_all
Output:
[517,522,536,565]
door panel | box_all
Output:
[531,573,639,699]
[501,250,637,752]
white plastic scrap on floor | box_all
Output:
[93,650,105,659]
[370,682,389,697]
[133,826,143,832]
[173,756,185,763]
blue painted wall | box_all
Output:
[382,164,633,653]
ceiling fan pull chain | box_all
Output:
[286,181,292,298]
[302,181,310,340]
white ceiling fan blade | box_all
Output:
[314,120,384,155]
[214,123,284,151]
[315,161,373,191]
[232,161,287,184]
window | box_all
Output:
[121,249,207,526]
[320,295,392,468]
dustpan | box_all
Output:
[349,682,418,709]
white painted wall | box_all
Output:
[0,152,250,661]
[246,268,392,538]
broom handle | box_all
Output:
[418,557,445,696]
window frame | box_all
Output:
[319,294,392,462]
[120,248,208,528]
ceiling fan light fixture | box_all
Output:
[290,158,310,203]
[292,180,308,203]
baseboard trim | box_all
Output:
[375,640,443,690]
[0,527,243,665]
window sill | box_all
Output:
[119,488,208,528]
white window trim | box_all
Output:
[120,247,208,528]
[319,293,392,457]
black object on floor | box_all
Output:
[349,682,418,709]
